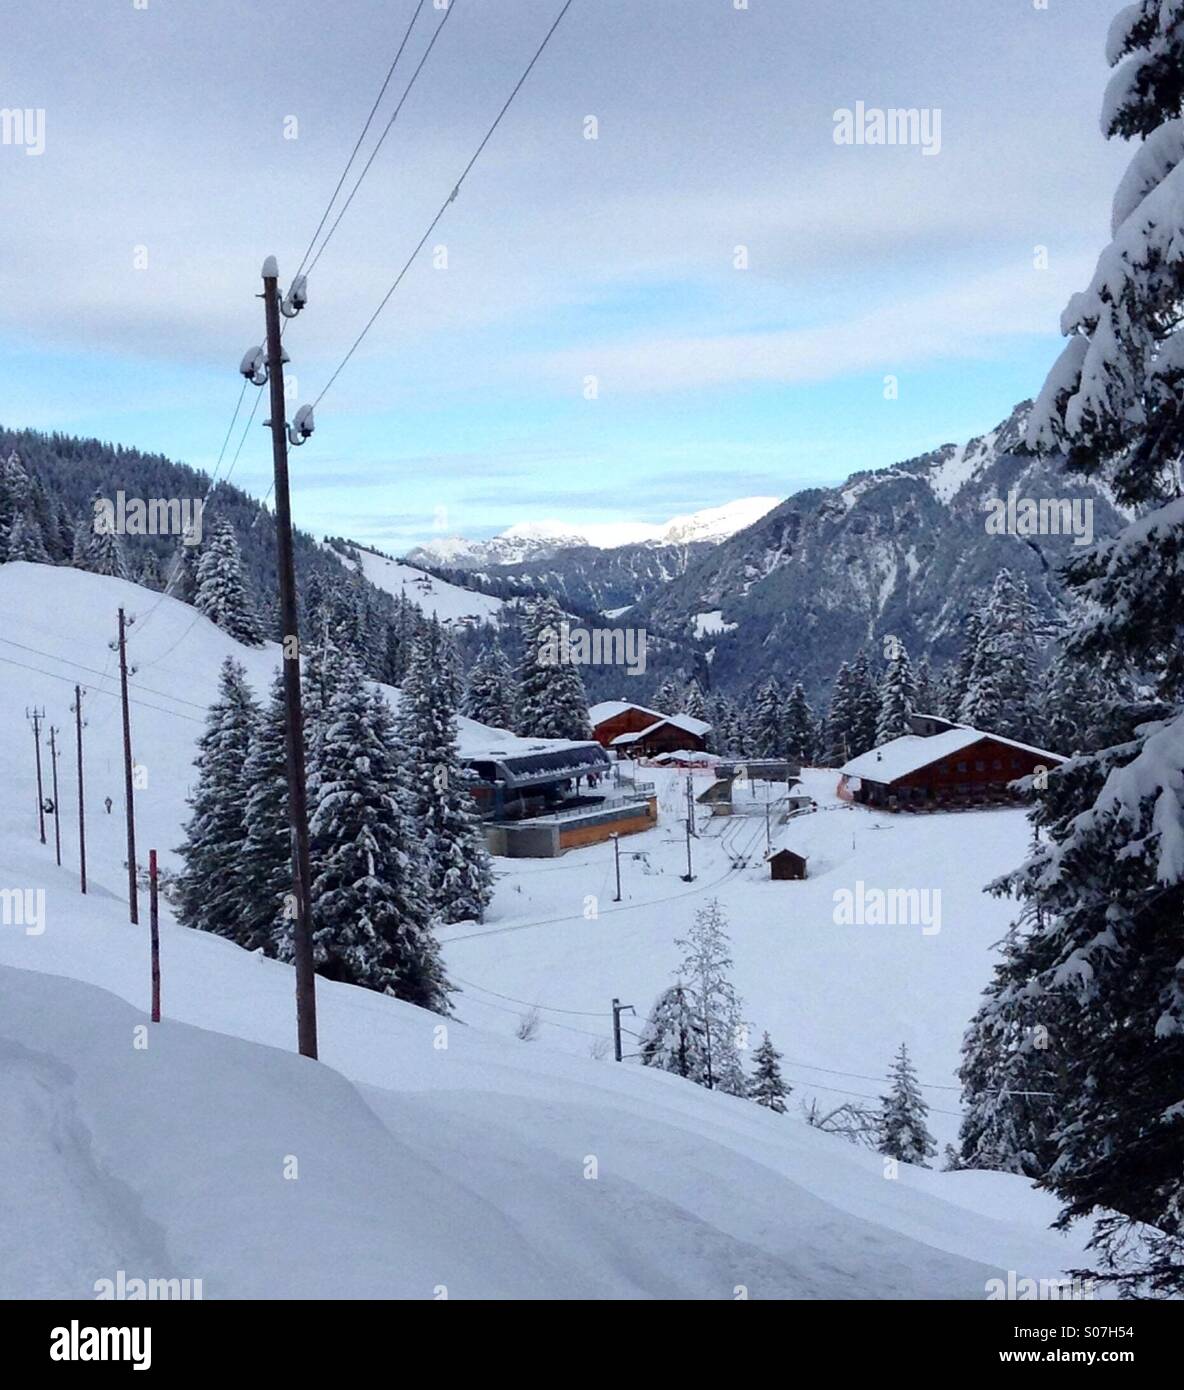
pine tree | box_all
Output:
[875,642,915,744]
[239,669,293,956]
[848,649,881,755]
[675,899,747,1094]
[399,617,494,924]
[307,645,450,1011]
[175,658,259,944]
[515,596,592,740]
[463,640,516,730]
[957,904,1064,1179]
[913,656,935,715]
[960,570,1041,740]
[638,984,708,1081]
[947,606,983,719]
[682,678,708,721]
[823,662,858,765]
[136,551,164,590]
[194,520,264,646]
[653,676,683,713]
[1000,4,1184,1291]
[783,682,815,764]
[748,676,785,758]
[4,512,51,563]
[84,490,130,579]
[749,1032,790,1112]
[877,1042,936,1167]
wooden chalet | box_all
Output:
[588,701,712,758]
[837,715,1064,811]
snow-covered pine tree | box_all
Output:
[653,675,683,713]
[823,661,858,765]
[194,520,264,646]
[913,656,935,715]
[960,570,1041,740]
[0,449,31,546]
[398,617,494,924]
[995,1,1184,1293]
[783,682,815,764]
[638,983,708,1082]
[877,1042,936,1167]
[4,512,51,563]
[1038,645,1132,755]
[174,657,259,943]
[748,676,786,758]
[239,669,293,957]
[875,642,915,744]
[682,678,708,721]
[848,650,881,755]
[136,551,164,590]
[749,1032,791,1112]
[307,644,450,1010]
[515,596,592,740]
[84,490,130,579]
[947,606,983,719]
[463,639,516,730]
[957,911,1064,1179]
[675,898,748,1094]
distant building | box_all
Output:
[588,700,712,758]
[837,715,1063,811]
[462,737,657,857]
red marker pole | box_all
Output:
[148,849,161,1023]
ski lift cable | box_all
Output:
[312,0,578,412]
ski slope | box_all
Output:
[347,548,503,626]
[0,562,1100,1299]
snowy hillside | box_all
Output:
[0,562,1100,1298]
[345,548,504,627]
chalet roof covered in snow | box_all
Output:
[588,700,664,726]
[462,737,610,789]
[839,726,1064,784]
[610,714,712,747]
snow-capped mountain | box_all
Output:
[630,402,1128,703]
[406,497,780,570]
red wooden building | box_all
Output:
[588,702,712,758]
[838,717,1063,811]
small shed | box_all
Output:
[767,847,808,881]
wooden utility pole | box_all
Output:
[148,849,161,1023]
[682,815,695,882]
[26,707,46,843]
[261,256,318,1060]
[611,998,635,1062]
[611,832,621,902]
[73,685,87,893]
[48,725,62,867]
[117,608,139,923]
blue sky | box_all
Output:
[0,0,1130,548]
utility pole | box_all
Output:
[148,849,161,1023]
[765,797,771,853]
[48,725,62,867]
[257,254,318,1060]
[116,608,139,924]
[685,774,698,837]
[73,685,87,894]
[611,832,621,902]
[611,997,636,1062]
[26,707,46,844]
[681,815,695,883]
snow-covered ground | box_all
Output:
[347,548,504,626]
[0,562,1101,1299]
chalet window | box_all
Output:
[956,761,967,773]
[992,759,1003,770]
[975,760,986,772]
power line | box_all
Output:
[303,0,456,281]
[292,0,431,281]
[0,636,210,711]
[0,651,204,725]
[312,0,577,411]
